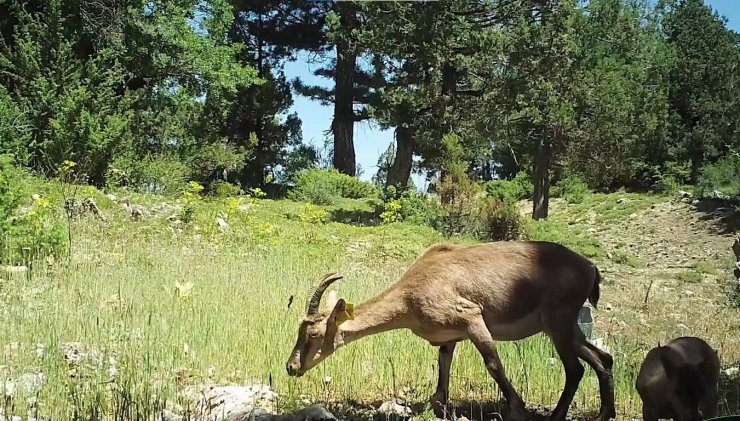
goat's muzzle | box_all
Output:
[285,360,303,377]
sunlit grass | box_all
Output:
[1,188,738,419]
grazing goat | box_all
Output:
[636,336,720,421]
[285,241,615,421]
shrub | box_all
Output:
[435,134,524,241]
[475,197,525,241]
[211,181,243,198]
[0,156,65,264]
[397,193,444,228]
[696,155,740,198]
[551,175,590,204]
[107,154,190,196]
[484,171,533,202]
[289,169,378,205]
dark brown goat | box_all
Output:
[636,336,720,421]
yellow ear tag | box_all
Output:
[337,302,355,325]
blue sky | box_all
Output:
[282,0,740,184]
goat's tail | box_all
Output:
[588,265,602,309]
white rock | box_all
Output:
[378,400,412,416]
[216,217,229,232]
[106,194,118,202]
[724,367,739,377]
[3,266,28,274]
[18,373,44,396]
[591,337,611,354]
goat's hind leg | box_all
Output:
[545,316,585,421]
[430,342,457,413]
[467,319,528,421]
[575,328,615,421]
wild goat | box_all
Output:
[285,241,615,421]
[636,336,720,421]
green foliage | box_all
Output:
[288,169,378,205]
[211,181,244,198]
[180,181,204,223]
[696,155,740,198]
[484,172,533,203]
[436,134,524,241]
[107,154,191,196]
[297,203,330,224]
[396,193,444,228]
[525,219,604,260]
[0,156,65,264]
[551,176,591,204]
[678,270,703,284]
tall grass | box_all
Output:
[0,192,737,419]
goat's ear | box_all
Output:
[329,299,355,326]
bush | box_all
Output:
[474,197,525,241]
[484,171,533,202]
[0,156,65,264]
[551,175,590,204]
[696,155,740,198]
[210,181,244,198]
[107,154,190,196]
[289,169,378,205]
[435,134,524,241]
[397,193,444,228]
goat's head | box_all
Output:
[285,273,354,377]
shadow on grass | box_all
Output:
[329,207,382,226]
[690,198,740,235]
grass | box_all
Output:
[678,270,704,284]
[1,183,738,420]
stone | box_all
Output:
[3,266,28,275]
[378,400,412,416]
[216,217,229,232]
[106,194,118,202]
[181,384,278,421]
[616,198,627,204]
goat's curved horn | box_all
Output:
[306,273,344,315]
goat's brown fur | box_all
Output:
[285,240,615,421]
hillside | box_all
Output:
[1,185,739,421]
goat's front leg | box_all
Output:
[468,319,528,421]
[430,342,457,413]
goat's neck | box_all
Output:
[336,290,408,347]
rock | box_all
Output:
[216,217,229,232]
[682,290,695,297]
[3,266,28,275]
[106,194,118,202]
[677,190,692,199]
[182,384,278,421]
[691,199,700,205]
[710,190,728,200]
[59,342,86,365]
[616,198,627,204]
[591,337,611,354]
[724,366,739,377]
[378,400,412,416]
[160,409,184,421]
[18,373,44,397]
[129,204,149,220]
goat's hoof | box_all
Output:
[507,406,528,421]
[428,394,450,415]
[596,407,616,421]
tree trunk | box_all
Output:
[331,3,357,176]
[532,132,552,220]
[386,126,414,190]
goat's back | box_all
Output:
[397,241,597,321]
